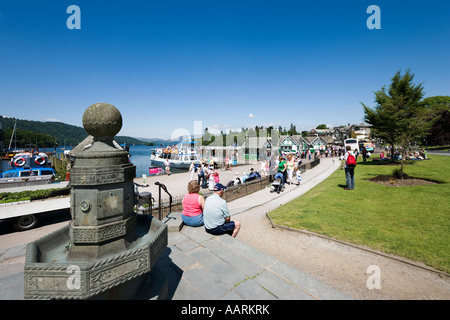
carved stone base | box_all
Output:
[86,266,168,300]
[24,215,167,300]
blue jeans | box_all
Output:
[182,213,204,227]
[200,175,207,188]
[277,171,286,188]
[345,167,355,190]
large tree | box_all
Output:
[362,69,435,177]
[422,96,450,146]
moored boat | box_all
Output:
[150,141,201,172]
[148,166,163,175]
[0,149,56,187]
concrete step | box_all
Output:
[157,225,352,300]
[163,212,184,232]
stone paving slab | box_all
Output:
[0,272,24,300]
[232,277,278,300]
[162,225,352,300]
[0,243,27,263]
[188,247,248,287]
[253,269,314,300]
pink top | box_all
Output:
[182,193,203,217]
[214,171,220,183]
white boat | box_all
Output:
[150,141,201,172]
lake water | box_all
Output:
[129,145,156,178]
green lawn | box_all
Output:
[269,154,450,273]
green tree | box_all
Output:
[5,128,56,149]
[422,96,450,146]
[362,69,434,177]
[202,127,212,146]
[287,123,298,136]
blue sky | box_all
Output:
[0,1,449,140]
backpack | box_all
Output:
[346,153,356,167]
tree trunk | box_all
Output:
[400,149,406,179]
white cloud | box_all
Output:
[44,118,63,122]
[261,121,281,128]
[209,124,230,130]
[208,124,231,135]
[248,113,255,118]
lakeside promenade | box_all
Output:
[0,156,353,300]
[132,159,304,201]
[1,156,449,300]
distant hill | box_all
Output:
[0,116,146,147]
[138,137,174,146]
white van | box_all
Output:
[344,138,359,152]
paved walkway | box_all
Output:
[156,157,350,300]
[0,157,352,300]
[158,222,350,300]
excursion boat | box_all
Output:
[150,141,201,172]
[148,166,163,175]
[0,150,56,184]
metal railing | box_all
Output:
[154,181,172,220]
[135,181,183,220]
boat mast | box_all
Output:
[8,120,17,151]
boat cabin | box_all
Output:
[1,168,55,178]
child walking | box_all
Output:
[295,167,302,186]
[208,168,215,191]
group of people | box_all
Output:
[380,149,428,161]
[189,160,221,191]
[179,146,362,236]
[231,168,261,186]
[407,149,428,160]
[181,180,241,237]
[297,146,348,160]
[190,158,260,191]
[263,153,304,191]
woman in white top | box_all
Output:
[286,154,295,185]
[189,161,196,181]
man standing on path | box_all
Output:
[344,145,356,190]
[203,183,241,237]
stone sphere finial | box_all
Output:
[82,103,122,138]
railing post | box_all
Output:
[155,181,173,221]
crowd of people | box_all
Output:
[179,144,433,238]
[179,149,324,237]
[178,145,371,237]
[183,146,365,193]
[302,146,348,159]
[380,148,428,161]
[189,160,222,191]
[188,158,265,191]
